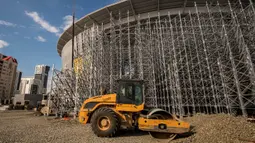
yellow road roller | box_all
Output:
[79,79,190,141]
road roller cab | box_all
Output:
[79,79,190,140]
[79,79,145,124]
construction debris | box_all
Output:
[0,105,10,111]
[0,111,254,143]
[247,118,255,123]
[172,114,255,143]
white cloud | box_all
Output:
[35,36,46,42]
[64,5,84,11]
[61,15,77,31]
[19,25,26,28]
[25,11,59,35]
[76,5,84,11]
[24,36,31,39]
[0,40,9,48]
[0,34,6,37]
[56,15,78,36]
[14,32,19,35]
[0,20,16,27]
[79,6,84,11]
[56,33,61,37]
[64,5,71,9]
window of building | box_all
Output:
[24,101,29,105]
[16,102,21,105]
[31,84,38,94]
[43,95,48,100]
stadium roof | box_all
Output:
[57,0,247,56]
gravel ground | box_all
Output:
[0,111,254,143]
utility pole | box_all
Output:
[47,64,54,116]
[72,0,78,119]
[71,0,75,68]
[74,64,79,119]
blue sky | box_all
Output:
[0,0,116,77]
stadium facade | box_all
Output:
[56,0,255,117]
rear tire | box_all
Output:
[91,107,120,137]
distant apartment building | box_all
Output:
[0,53,18,104]
[18,65,50,95]
[34,65,50,94]
[20,77,42,94]
[14,70,22,94]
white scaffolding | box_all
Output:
[50,0,255,117]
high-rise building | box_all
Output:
[18,65,50,95]
[0,53,18,104]
[20,77,42,94]
[14,70,22,94]
[34,65,50,94]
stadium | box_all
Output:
[55,0,255,117]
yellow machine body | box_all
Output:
[78,80,190,140]
[138,117,190,133]
[79,94,145,124]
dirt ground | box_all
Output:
[0,111,254,143]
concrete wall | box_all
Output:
[61,37,82,70]
[13,94,25,105]
[61,40,73,70]
[24,94,43,107]
[13,94,43,107]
